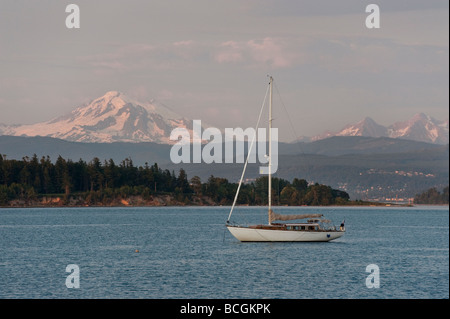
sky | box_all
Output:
[0,0,448,142]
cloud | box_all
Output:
[214,41,244,63]
[80,37,304,72]
[78,41,206,73]
[214,37,305,68]
[173,40,195,47]
[77,43,154,72]
[311,37,449,75]
[247,37,298,68]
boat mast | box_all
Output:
[268,76,273,225]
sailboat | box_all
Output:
[226,76,345,242]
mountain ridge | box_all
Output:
[1,135,445,165]
[0,91,193,144]
[309,113,448,144]
[0,91,448,145]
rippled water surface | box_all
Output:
[0,206,448,298]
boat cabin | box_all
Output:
[278,218,336,232]
[247,217,337,232]
[285,223,320,231]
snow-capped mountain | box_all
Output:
[311,113,449,144]
[3,91,194,144]
[388,113,449,144]
[312,117,387,141]
[337,117,388,138]
[1,92,448,145]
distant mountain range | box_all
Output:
[0,91,448,199]
[0,91,193,144]
[1,135,444,166]
[0,91,448,145]
[309,113,448,145]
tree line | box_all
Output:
[414,186,449,205]
[0,154,350,206]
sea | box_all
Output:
[0,205,448,300]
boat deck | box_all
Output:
[248,223,340,232]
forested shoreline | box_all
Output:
[414,186,449,205]
[0,154,356,207]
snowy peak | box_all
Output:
[336,117,387,138]
[312,113,448,144]
[2,92,448,145]
[6,91,193,144]
[388,113,449,144]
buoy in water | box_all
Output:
[135,249,139,253]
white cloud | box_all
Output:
[214,41,244,63]
[214,37,305,68]
[247,37,297,68]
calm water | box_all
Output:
[0,206,448,299]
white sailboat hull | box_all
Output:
[226,225,344,242]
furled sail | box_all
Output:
[269,209,323,224]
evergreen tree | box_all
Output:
[0,154,354,206]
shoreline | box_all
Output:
[0,194,420,209]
